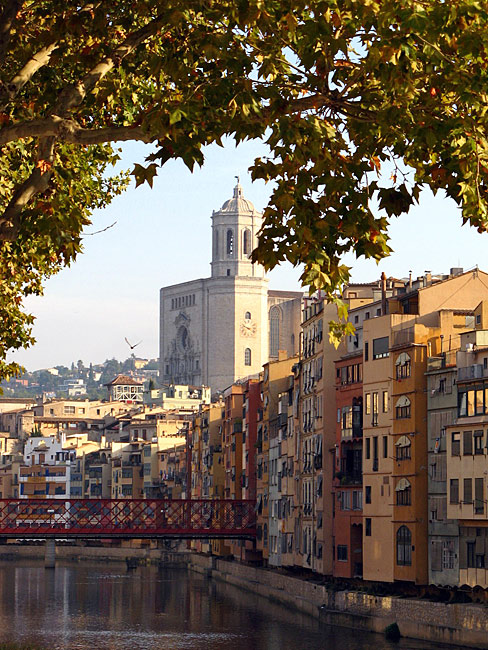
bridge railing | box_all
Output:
[0,499,256,539]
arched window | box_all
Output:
[395,352,411,379]
[226,229,234,256]
[245,311,251,320]
[395,478,412,505]
[269,306,281,357]
[243,229,251,255]
[396,525,412,566]
[395,395,411,419]
[245,348,252,366]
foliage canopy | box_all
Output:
[1,0,488,375]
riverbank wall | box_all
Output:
[188,553,488,649]
[0,543,190,567]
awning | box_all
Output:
[395,395,411,408]
[395,352,411,366]
[395,435,411,448]
[395,478,411,492]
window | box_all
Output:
[364,341,369,362]
[373,336,389,359]
[244,348,251,366]
[365,518,371,536]
[396,435,411,460]
[243,229,251,255]
[372,392,378,426]
[397,526,412,566]
[383,436,388,459]
[337,545,348,561]
[226,229,234,255]
[451,432,460,456]
[395,396,411,419]
[463,430,473,455]
[382,391,389,413]
[373,436,378,461]
[464,478,473,503]
[475,478,484,514]
[474,430,484,454]
[467,541,476,568]
[365,438,371,459]
[396,478,411,505]
[64,406,75,415]
[365,393,371,415]
[365,486,371,504]
[395,352,411,379]
[245,311,251,320]
[449,478,459,504]
[352,490,362,510]
[442,541,455,570]
[269,306,281,357]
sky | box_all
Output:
[7,137,488,372]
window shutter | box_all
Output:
[431,540,442,572]
[459,537,468,568]
[463,431,473,455]
[476,534,485,555]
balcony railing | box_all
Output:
[458,364,488,381]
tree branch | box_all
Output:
[55,12,170,115]
[0,115,154,145]
[0,0,21,65]
[0,42,59,111]
[0,136,55,240]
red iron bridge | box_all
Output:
[0,499,256,540]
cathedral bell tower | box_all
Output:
[210,177,264,279]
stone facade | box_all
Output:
[159,180,302,393]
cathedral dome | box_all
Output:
[218,179,258,214]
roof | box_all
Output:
[105,374,143,387]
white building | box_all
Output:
[159,179,303,393]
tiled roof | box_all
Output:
[105,374,143,387]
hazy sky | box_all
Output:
[7,137,488,372]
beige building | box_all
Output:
[159,180,302,393]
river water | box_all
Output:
[0,561,450,650]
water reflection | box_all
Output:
[0,562,447,650]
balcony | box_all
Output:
[340,471,362,486]
[427,350,458,371]
[458,364,487,382]
[391,328,415,349]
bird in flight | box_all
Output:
[125,337,142,350]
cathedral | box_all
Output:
[159,179,303,393]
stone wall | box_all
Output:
[188,554,488,649]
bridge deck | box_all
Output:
[0,498,256,539]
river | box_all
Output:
[0,561,451,650]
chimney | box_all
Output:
[408,270,412,289]
[425,270,432,286]
[381,271,387,315]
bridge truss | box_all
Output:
[0,499,256,539]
